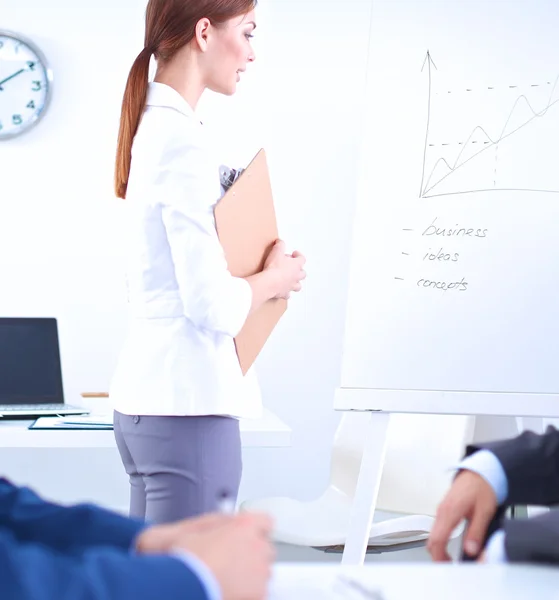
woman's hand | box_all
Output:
[264,240,306,299]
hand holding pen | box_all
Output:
[136,489,275,600]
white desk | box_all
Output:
[0,408,291,510]
[0,408,291,449]
[270,563,559,599]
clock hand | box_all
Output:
[0,69,26,90]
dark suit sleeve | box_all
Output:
[465,426,559,506]
[0,478,145,554]
[503,510,559,565]
[1,529,209,600]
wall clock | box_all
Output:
[0,30,53,140]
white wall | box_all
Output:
[1,0,372,507]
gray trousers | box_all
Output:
[113,411,242,524]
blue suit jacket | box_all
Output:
[0,478,208,600]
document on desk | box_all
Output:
[29,415,113,430]
[268,571,385,600]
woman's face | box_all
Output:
[202,10,257,96]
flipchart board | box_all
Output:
[335,0,559,419]
[215,149,287,375]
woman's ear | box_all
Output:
[195,17,211,52]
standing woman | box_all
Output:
[110,0,306,524]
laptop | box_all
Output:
[0,317,89,418]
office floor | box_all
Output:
[275,538,461,563]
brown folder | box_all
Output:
[214,149,287,375]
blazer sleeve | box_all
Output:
[465,426,559,506]
[1,530,208,600]
[158,133,253,338]
[0,478,145,554]
[503,510,559,565]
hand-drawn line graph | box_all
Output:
[419,51,559,199]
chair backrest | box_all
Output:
[329,412,475,517]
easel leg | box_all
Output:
[341,411,391,566]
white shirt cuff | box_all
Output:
[458,450,509,505]
[484,530,508,563]
[171,550,222,600]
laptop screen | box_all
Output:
[0,318,64,405]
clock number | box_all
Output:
[27,61,36,71]
[12,115,23,126]
[27,100,36,110]
[0,122,3,131]
[0,42,3,50]
[32,80,42,92]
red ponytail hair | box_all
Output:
[114,0,257,199]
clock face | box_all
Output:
[0,31,52,140]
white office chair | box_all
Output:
[241,411,475,552]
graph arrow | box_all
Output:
[420,51,437,197]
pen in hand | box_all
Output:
[217,490,236,515]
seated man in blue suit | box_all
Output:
[1,477,273,600]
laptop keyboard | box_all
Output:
[0,404,84,412]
